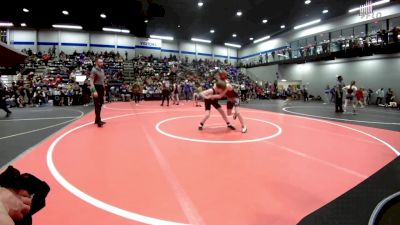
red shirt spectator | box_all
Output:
[356,89,364,101]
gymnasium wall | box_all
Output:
[59,31,90,54]
[7,29,238,64]
[244,54,400,98]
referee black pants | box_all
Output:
[94,85,104,123]
[335,96,343,112]
[161,90,170,106]
[1,99,11,114]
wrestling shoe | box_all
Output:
[241,126,248,133]
[227,124,236,130]
[198,123,204,130]
[96,121,106,127]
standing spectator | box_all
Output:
[240,83,248,103]
[302,85,309,102]
[82,80,91,106]
[66,84,74,106]
[355,88,364,108]
[329,86,336,103]
[362,88,368,106]
[183,80,193,102]
[335,75,345,113]
[0,79,12,117]
[367,88,373,105]
[376,88,385,105]
[386,88,393,104]
[343,80,358,114]
[324,85,330,104]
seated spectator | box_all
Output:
[32,87,46,107]
[17,95,25,108]
[379,96,398,108]
[120,83,131,102]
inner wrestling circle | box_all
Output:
[155,115,283,144]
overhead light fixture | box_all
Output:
[348,7,359,13]
[21,23,27,27]
[349,0,390,13]
[232,33,237,37]
[191,38,212,43]
[224,43,241,48]
[322,9,329,14]
[253,35,270,44]
[305,0,311,4]
[210,29,215,33]
[236,10,242,16]
[198,1,204,7]
[281,25,286,29]
[249,37,254,41]
[23,8,29,13]
[150,35,174,41]
[62,10,69,15]
[294,19,321,30]
[281,79,287,82]
[53,24,82,30]
[100,13,106,19]
[144,19,149,23]
[103,27,130,33]
[0,22,14,27]
[262,19,268,24]
[177,25,181,28]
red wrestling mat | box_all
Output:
[10,102,400,225]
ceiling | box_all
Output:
[0,0,392,46]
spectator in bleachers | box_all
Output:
[355,88,364,108]
[120,83,130,102]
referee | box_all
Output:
[90,58,106,127]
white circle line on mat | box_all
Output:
[156,115,282,144]
[282,106,400,125]
[47,110,194,225]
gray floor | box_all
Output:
[0,100,399,168]
[0,106,92,167]
[242,100,400,131]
